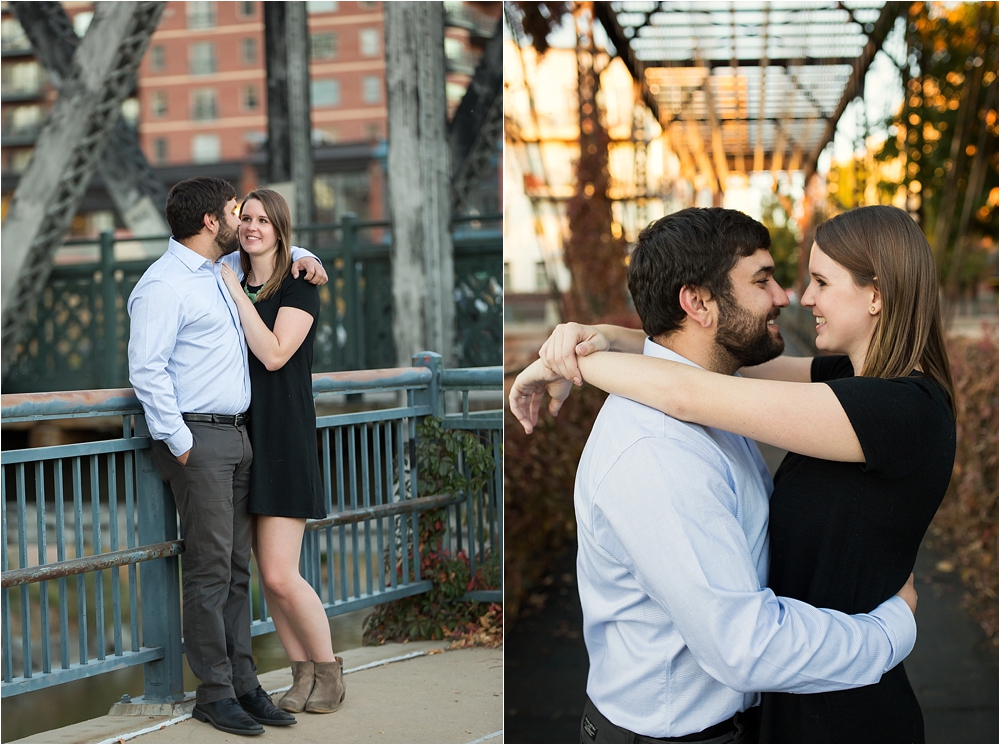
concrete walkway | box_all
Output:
[12,642,503,745]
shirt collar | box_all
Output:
[642,337,703,370]
[167,237,214,272]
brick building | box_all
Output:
[0,0,500,234]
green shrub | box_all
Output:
[363,418,501,646]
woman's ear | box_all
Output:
[869,286,882,316]
[678,285,715,329]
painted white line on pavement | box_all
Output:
[97,650,434,743]
[468,728,504,743]
[97,714,192,744]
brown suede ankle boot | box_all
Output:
[278,660,315,713]
[304,657,346,713]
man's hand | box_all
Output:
[539,322,610,386]
[291,256,328,285]
[508,358,574,434]
[896,573,917,615]
[176,449,191,466]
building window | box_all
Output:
[151,91,168,117]
[535,262,548,291]
[150,45,166,72]
[154,137,169,164]
[241,38,257,65]
[242,85,259,112]
[365,122,381,141]
[191,89,218,120]
[1,18,31,54]
[310,32,338,61]
[1,61,42,95]
[10,149,33,173]
[238,1,255,18]
[187,2,216,29]
[73,11,94,37]
[6,104,41,137]
[311,79,340,107]
[359,28,380,57]
[362,75,381,104]
[190,43,217,75]
[358,1,377,8]
[307,1,338,13]
[192,134,221,163]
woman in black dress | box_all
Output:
[510,205,955,743]
[219,189,345,716]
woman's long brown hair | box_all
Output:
[814,204,954,410]
[238,188,293,304]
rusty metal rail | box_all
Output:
[305,492,464,532]
[1,541,184,589]
[1,352,502,704]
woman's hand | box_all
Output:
[219,263,244,300]
[539,323,611,386]
[508,358,574,434]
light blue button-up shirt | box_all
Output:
[127,238,316,457]
[575,339,916,739]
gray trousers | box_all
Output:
[151,421,258,705]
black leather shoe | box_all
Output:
[239,685,297,726]
[192,698,264,735]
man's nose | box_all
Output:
[773,281,790,308]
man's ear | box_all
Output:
[202,212,218,235]
[678,285,715,329]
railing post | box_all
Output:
[133,415,185,704]
[412,351,443,419]
[99,230,119,389]
[341,213,362,370]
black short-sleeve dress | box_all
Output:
[759,355,956,743]
[245,273,325,519]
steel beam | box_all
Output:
[448,17,502,215]
[754,6,770,173]
[263,2,314,225]
[638,56,862,69]
[385,3,454,366]
[1,2,165,376]
[802,2,906,182]
[592,2,663,124]
[694,49,729,189]
[11,2,168,239]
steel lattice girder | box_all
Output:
[10,1,169,236]
[1,2,166,375]
[449,16,504,215]
[593,1,906,180]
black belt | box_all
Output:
[583,697,759,743]
[182,412,249,426]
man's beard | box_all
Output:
[713,294,785,370]
[215,221,241,256]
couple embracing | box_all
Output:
[128,177,344,736]
[510,205,956,743]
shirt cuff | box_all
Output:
[290,246,320,264]
[869,594,917,671]
[165,426,193,458]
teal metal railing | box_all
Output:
[2,214,502,393]
[0,353,502,702]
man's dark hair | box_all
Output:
[627,207,771,338]
[165,177,237,240]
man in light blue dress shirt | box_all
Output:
[515,208,917,744]
[127,177,326,736]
